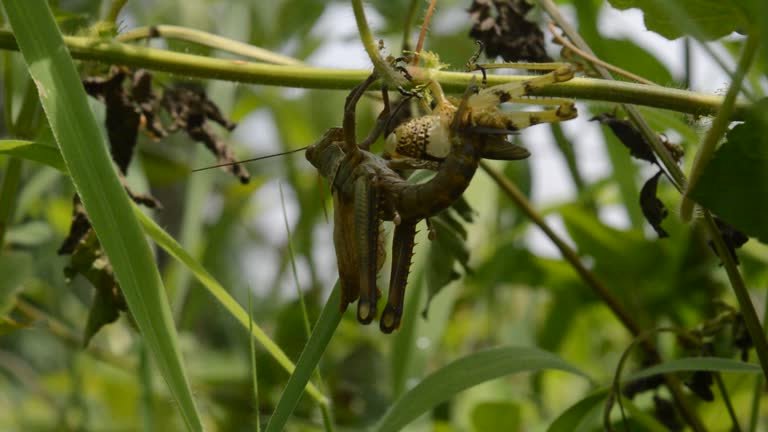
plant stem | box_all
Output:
[748,281,768,432]
[117,25,303,65]
[400,0,421,52]
[704,213,768,379]
[350,0,407,89]
[0,29,751,119]
[715,372,743,432]
[681,33,759,220]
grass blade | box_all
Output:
[1,1,202,429]
[627,356,761,381]
[374,346,587,432]
[0,140,66,172]
[265,283,342,432]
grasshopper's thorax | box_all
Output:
[385,98,457,161]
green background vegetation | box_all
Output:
[0,0,766,431]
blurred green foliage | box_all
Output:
[1,0,767,431]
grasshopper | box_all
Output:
[306,65,556,332]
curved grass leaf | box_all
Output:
[0,140,66,172]
[265,283,342,432]
[627,356,761,381]
[374,346,587,432]
[0,139,327,403]
[1,1,202,429]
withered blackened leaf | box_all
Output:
[131,70,167,139]
[591,113,656,164]
[640,170,669,238]
[653,396,683,432]
[707,216,749,265]
[58,194,91,255]
[63,230,127,347]
[161,85,249,183]
[684,370,715,402]
[83,67,140,173]
[467,0,552,63]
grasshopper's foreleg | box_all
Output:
[380,221,417,333]
[343,73,379,154]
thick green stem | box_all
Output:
[0,30,749,119]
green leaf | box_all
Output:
[607,0,752,40]
[374,346,586,432]
[2,2,202,429]
[547,389,608,432]
[689,98,768,244]
[0,140,66,172]
[471,401,520,432]
[627,356,762,381]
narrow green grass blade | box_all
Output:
[135,208,328,403]
[627,356,761,381]
[0,139,327,403]
[265,283,342,432]
[0,140,66,172]
[374,346,587,432]
[1,2,202,430]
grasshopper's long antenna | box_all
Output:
[190,147,308,173]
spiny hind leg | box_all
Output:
[472,102,577,131]
[468,64,574,110]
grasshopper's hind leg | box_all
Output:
[354,174,382,324]
[380,221,417,333]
